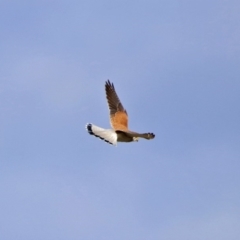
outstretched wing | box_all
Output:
[86,123,117,145]
[105,80,128,130]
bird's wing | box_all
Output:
[105,80,128,130]
[86,123,117,145]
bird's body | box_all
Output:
[86,80,155,145]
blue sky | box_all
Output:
[1,1,240,239]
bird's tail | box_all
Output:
[125,131,155,140]
[136,133,155,140]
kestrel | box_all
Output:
[86,80,155,145]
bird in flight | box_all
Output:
[86,80,155,146]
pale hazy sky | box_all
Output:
[1,1,240,240]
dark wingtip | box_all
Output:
[86,123,94,135]
[105,80,114,89]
